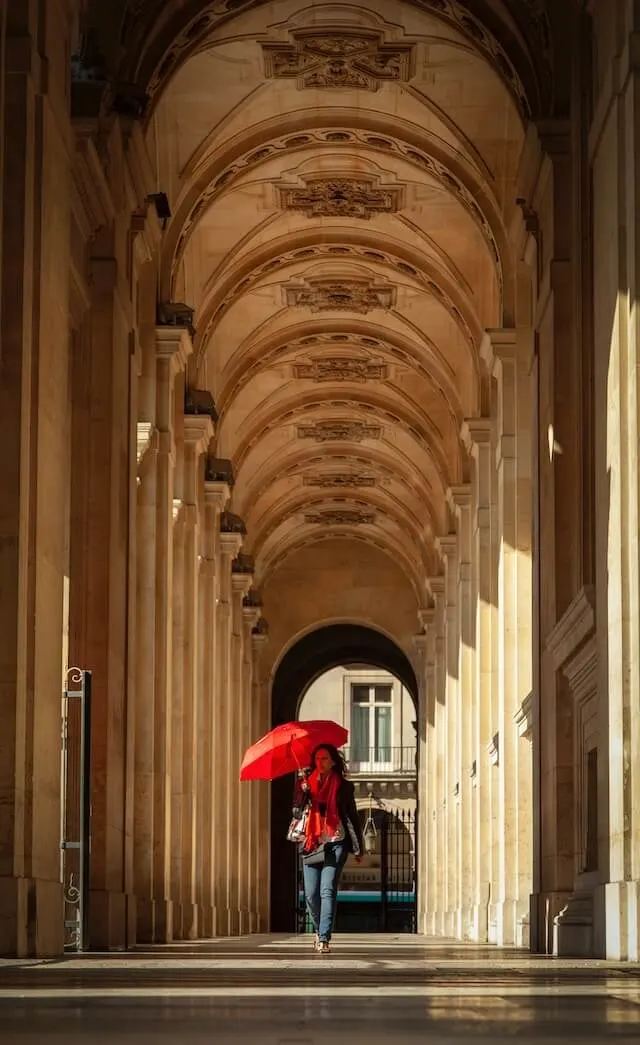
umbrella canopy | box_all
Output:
[240,720,348,781]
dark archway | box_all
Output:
[270,624,419,932]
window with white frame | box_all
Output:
[350,683,393,766]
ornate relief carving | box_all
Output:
[262,31,415,92]
[294,357,386,382]
[297,421,382,442]
[304,509,376,526]
[303,473,377,488]
[285,278,395,314]
[278,176,402,219]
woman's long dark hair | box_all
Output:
[309,743,347,777]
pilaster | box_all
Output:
[426,575,446,934]
[197,479,230,936]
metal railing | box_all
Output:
[343,745,416,775]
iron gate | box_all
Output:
[296,806,417,933]
[60,668,92,951]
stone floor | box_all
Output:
[1,935,639,1043]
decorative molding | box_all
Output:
[293,356,386,382]
[285,278,395,314]
[304,509,376,526]
[262,29,415,91]
[278,175,403,218]
[297,420,382,442]
[303,472,377,488]
[563,634,598,707]
[515,691,534,740]
[488,733,499,766]
[545,585,596,674]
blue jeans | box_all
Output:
[302,841,348,942]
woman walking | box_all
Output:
[293,744,365,953]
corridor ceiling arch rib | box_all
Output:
[142,0,529,620]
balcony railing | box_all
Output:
[343,746,417,776]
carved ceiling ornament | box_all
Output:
[293,356,386,382]
[262,29,415,92]
[178,126,503,314]
[285,278,396,314]
[278,175,403,219]
[303,473,378,488]
[297,420,382,443]
[304,509,377,526]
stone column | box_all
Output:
[151,327,192,942]
[0,1,74,956]
[421,610,438,934]
[134,425,159,942]
[214,526,243,935]
[462,418,494,942]
[412,623,428,935]
[437,536,459,936]
[251,626,270,931]
[170,499,185,938]
[449,486,473,937]
[181,416,214,938]
[427,577,446,933]
[230,565,253,935]
[241,600,261,932]
[197,478,230,937]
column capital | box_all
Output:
[412,633,427,657]
[155,326,193,374]
[447,483,472,515]
[220,532,243,558]
[231,572,253,598]
[418,606,434,631]
[204,480,231,510]
[242,605,261,629]
[460,417,492,456]
[435,534,457,561]
[183,414,214,455]
[480,328,517,374]
[426,575,445,600]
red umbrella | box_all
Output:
[239,720,348,781]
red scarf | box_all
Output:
[304,769,341,851]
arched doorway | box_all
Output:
[270,623,418,932]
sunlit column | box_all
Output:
[152,328,192,942]
[197,478,230,937]
[215,527,243,935]
[437,536,459,936]
[181,416,214,938]
[462,418,494,942]
[449,485,473,937]
[231,565,253,935]
[242,601,261,932]
[422,611,438,934]
[427,577,446,933]
[412,623,428,934]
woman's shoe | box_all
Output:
[318,941,331,954]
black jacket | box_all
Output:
[292,773,365,856]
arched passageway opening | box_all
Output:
[270,624,418,932]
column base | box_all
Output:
[89,889,131,950]
[529,890,571,953]
[239,909,252,935]
[136,897,155,943]
[199,905,215,938]
[181,902,199,940]
[228,908,241,936]
[171,902,184,940]
[593,881,640,960]
[0,875,64,957]
[494,899,518,945]
[152,898,174,943]
[553,891,593,956]
[470,902,489,942]
[461,905,475,940]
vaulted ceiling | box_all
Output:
[80,0,550,604]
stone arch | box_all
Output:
[270,622,419,932]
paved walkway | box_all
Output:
[1,935,639,1042]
